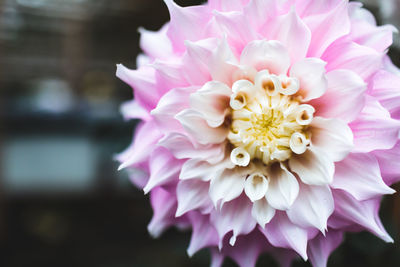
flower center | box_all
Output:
[228,70,314,166]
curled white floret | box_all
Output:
[290,132,309,154]
[230,147,251,166]
[244,172,269,202]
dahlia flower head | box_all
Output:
[116,0,400,266]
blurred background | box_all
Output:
[1,0,400,266]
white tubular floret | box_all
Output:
[295,104,315,125]
[278,75,300,95]
[290,132,309,154]
[230,147,251,166]
[255,71,281,96]
[244,172,269,202]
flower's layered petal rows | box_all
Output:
[117,0,400,266]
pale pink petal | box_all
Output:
[310,69,366,123]
[260,211,309,260]
[209,0,249,12]
[348,2,376,25]
[164,0,211,52]
[176,180,213,217]
[266,163,299,210]
[289,147,334,186]
[176,109,229,144]
[152,60,190,90]
[213,10,258,51]
[310,117,353,162]
[151,86,198,132]
[187,212,219,256]
[322,41,383,80]
[289,58,327,101]
[190,81,231,127]
[307,230,343,267]
[116,64,160,111]
[158,133,226,164]
[332,153,395,200]
[349,22,395,53]
[138,24,173,60]
[304,0,350,57]
[143,147,183,194]
[373,142,400,185]
[117,120,162,170]
[240,40,291,75]
[120,100,151,121]
[210,248,224,267]
[252,198,276,227]
[350,98,400,153]
[209,37,239,85]
[287,183,334,233]
[266,7,311,63]
[180,157,234,181]
[209,168,246,207]
[370,70,400,119]
[244,0,278,29]
[210,196,256,247]
[148,187,178,238]
[331,190,393,243]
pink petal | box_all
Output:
[310,117,353,162]
[151,86,198,132]
[266,7,311,64]
[307,230,343,267]
[322,41,383,80]
[331,153,395,200]
[180,157,234,181]
[120,100,151,121]
[310,69,366,123]
[159,133,226,164]
[152,60,190,91]
[370,70,400,119]
[287,183,334,233]
[260,211,309,260]
[304,0,350,57]
[331,189,393,243]
[187,212,219,256]
[240,40,291,75]
[374,142,400,185]
[138,24,173,60]
[244,0,278,29]
[143,147,182,194]
[289,58,327,101]
[213,10,258,52]
[209,0,249,12]
[116,64,160,111]
[164,0,211,52]
[350,97,400,153]
[176,180,213,217]
[289,147,334,186]
[209,37,239,85]
[117,120,162,170]
[148,187,178,238]
[210,196,256,247]
[349,22,395,53]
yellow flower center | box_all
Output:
[228,70,314,166]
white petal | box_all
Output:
[251,198,276,227]
[289,147,334,186]
[190,81,231,127]
[209,168,246,207]
[180,157,234,181]
[176,180,212,217]
[287,183,334,233]
[244,173,269,202]
[266,163,299,210]
[176,109,228,144]
[240,40,291,75]
[289,58,327,101]
[310,117,354,162]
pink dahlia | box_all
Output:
[116,0,400,266]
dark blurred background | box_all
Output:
[1,0,400,266]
